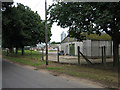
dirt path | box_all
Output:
[48,54,113,64]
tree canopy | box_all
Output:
[48,2,120,67]
[2,2,52,54]
[51,41,60,44]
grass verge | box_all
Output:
[2,50,119,89]
[3,50,47,66]
[43,63,118,89]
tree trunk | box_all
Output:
[16,47,18,54]
[113,39,119,67]
[22,46,24,55]
[9,47,13,53]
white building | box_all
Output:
[61,31,66,42]
[60,34,116,58]
[49,44,60,51]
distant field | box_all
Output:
[49,50,57,52]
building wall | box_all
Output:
[82,40,112,58]
[61,43,68,54]
[91,40,112,58]
[59,45,61,51]
[75,42,83,55]
[61,42,71,55]
[83,40,92,57]
[60,39,114,58]
[60,42,83,56]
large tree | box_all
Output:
[2,2,21,52]
[2,2,52,55]
[48,2,120,67]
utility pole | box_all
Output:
[45,0,48,65]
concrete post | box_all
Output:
[103,46,106,66]
[101,46,104,64]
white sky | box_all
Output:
[13,0,68,42]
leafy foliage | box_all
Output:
[51,41,60,44]
[48,2,120,40]
[2,2,52,49]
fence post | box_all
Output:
[30,47,32,59]
[57,47,59,63]
[6,48,9,56]
[103,46,106,66]
[78,46,80,64]
[101,46,104,64]
[42,48,44,61]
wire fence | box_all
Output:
[2,44,119,65]
[47,45,120,65]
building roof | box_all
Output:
[61,33,111,43]
[83,33,111,40]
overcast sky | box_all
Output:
[13,0,68,42]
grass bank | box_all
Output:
[2,50,119,89]
[3,50,48,66]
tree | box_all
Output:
[51,41,60,44]
[2,2,21,53]
[2,2,52,55]
[48,2,120,67]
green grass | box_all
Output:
[44,63,118,88]
[3,50,45,66]
[48,50,57,52]
[46,67,63,70]
[64,65,118,81]
[4,56,46,66]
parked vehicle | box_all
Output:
[58,50,64,55]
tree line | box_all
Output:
[2,2,52,55]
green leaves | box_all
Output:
[48,2,120,41]
[2,2,52,48]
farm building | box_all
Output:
[49,44,60,51]
[60,33,116,58]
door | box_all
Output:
[69,44,75,56]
